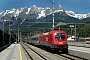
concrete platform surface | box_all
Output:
[0,44,27,60]
[69,46,90,59]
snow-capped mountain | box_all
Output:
[0,4,90,29]
[0,8,24,17]
[0,5,64,20]
[65,10,90,19]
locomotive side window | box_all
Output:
[55,33,65,40]
[50,34,52,38]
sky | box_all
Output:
[0,0,90,14]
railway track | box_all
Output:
[54,53,88,60]
[21,42,88,60]
[21,43,49,60]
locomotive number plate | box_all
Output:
[59,42,63,44]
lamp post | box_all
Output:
[69,25,74,36]
[2,20,7,47]
[18,24,22,43]
[74,24,76,41]
[9,20,11,44]
[19,28,22,42]
[2,20,11,46]
[18,25,19,43]
[2,20,4,47]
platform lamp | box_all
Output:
[2,20,7,47]
[69,25,74,36]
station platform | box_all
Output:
[68,46,90,59]
[0,43,27,60]
[0,43,90,60]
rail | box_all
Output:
[21,43,49,60]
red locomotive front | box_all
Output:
[40,30,68,53]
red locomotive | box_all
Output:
[27,29,68,53]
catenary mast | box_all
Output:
[52,0,54,30]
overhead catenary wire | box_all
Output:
[76,0,88,7]
[40,0,53,8]
[41,0,48,7]
[76,0,90,13]
[68,0,82,10]
[77,6,90,13]
[38,0,55,30]
[48,0,52,3]
[75,0,89,13]
[67,0,89,13]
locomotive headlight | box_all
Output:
[54,33,57,35]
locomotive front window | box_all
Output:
[55,33,65,40]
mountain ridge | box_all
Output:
[0,4,90,29]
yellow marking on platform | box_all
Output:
[19,44,22,60]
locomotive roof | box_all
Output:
[29,30,66,37]
[42,29,66,35]
[51,29,66,33]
